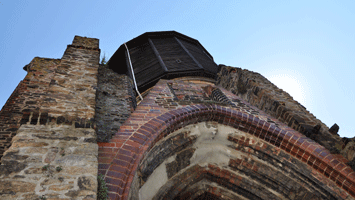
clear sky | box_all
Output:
[1,1,354,137]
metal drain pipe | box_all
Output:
[124,43,143,102]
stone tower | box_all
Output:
[1,31,355,200]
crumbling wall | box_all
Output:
[0,36,99,200]
[40,36,99,119]
[0,58,60,160]
[217,65,344,155]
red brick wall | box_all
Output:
[98,78,355,199]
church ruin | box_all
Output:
[0,31,354,200]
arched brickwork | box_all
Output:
[133,122,347,199]
[102,104,355,199]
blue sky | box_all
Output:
[1,1,354,137]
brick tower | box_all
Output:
[1,31,355,200]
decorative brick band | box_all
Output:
[100,104,355,199]
[19,112,95,128]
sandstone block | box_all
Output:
[62,166,97,175]
[40,178,63,186]
[45,152,57,163]
[48,184,74,191]
[65,189,96,198]
[0,180,36,193]
[24,167,43,174]
[78,176,96,191]
[12,141,49,148]
[24,147,48,154]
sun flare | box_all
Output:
[268,73,306,106]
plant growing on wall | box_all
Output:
[97,174,108,200]
[100,53,108,65]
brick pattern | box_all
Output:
[98,79,355,199]
[19,111,95,128]
[157,163,330,200]
[135,121,343,199]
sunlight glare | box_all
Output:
[268,73,306,106]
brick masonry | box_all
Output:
[97,78,355,200]
[1,33,355,200]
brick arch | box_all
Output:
[176,181,244,200]
[104,104,355,199]
[134,122,343,199]
[152,163,330,200]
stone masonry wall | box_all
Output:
[95,65,135,142]
[217,65,344,155]
[40,36,99,119]
[0,125,97,200]
[0,36,100,199]
[0,58,61,160]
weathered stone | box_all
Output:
[82,196,96,200]
[54,154,94,165]
[0,36,98,200]
[70,143,97,155]
[21,193,39,200]
[0,180,36,193]
[217,65,344,155]
[48,184,74,191]
[63,166,97,175]
[342,141,355,161]
[329,123,340,135]
[94,65,135,142]
[33,135,79,141]
[78,176,96,191]
[0,193,20,199]
[0,160,27,175]
[1,151,28,161]
[12,141,49,148]
[65,190,96,198]
[24,167,43,174]
[1,32,354,200]
[24,147,48,154]
[40,178,63,186]
[44,152,57,163]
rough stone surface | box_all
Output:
[0,58,60,160]
[0,125,98,200]
[216,65,345,154]
[0,36,99,200]
[40,36,99,119]
[94,65,135,142]
[1,33,355,200]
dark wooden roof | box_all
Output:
[107,31,219,92]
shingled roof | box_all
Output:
[107,31,219,92]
